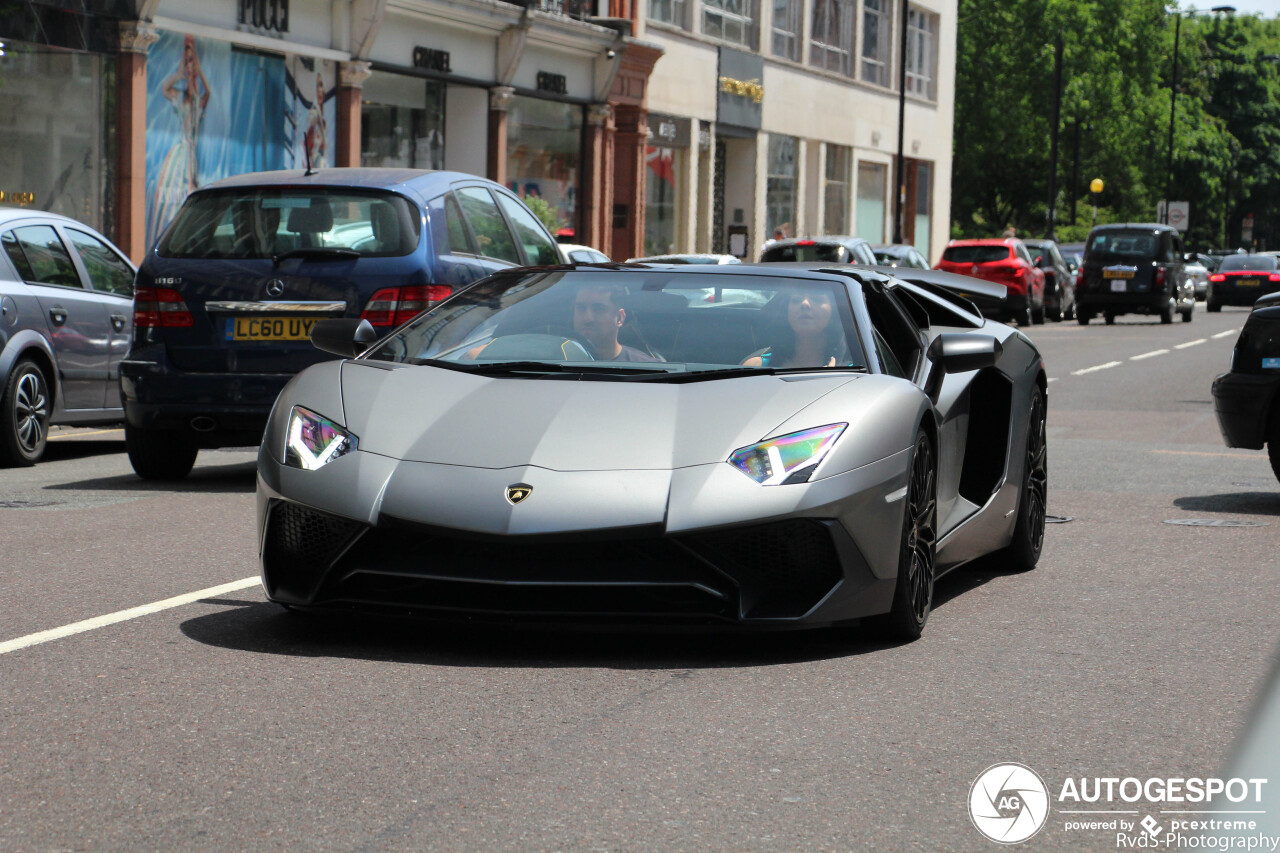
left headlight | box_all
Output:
[728,423,847,485]
[284,406,358,470]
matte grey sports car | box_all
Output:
[256,265,1048,639]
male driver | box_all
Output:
[573,285,662,362]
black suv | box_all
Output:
[1076,224,1194,324]
[1212,292,1280,482]
[1022,238,1075,321]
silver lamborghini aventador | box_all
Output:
[255,265,1047,640]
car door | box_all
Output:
[62,227,136,409]
[1,223,113,410]
[453,185,524,276]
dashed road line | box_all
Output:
[0,577,261,656]
[1071,361,1123,375]
[1130,349,1169,361]
[1211,329,1239,339]
[1174,338,1207,349]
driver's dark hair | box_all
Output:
[767,290,845,363]
[575,283,629,308]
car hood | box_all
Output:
[337,362,864,471]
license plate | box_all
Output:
[1110,280,1128,292]
[1239,278,1260,287]
[1103,269,1134,279]
[226,316,319,341]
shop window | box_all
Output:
[456,187,521,264]
[361,73,446,169]
[645,147,682,256]
[507,96,582,237]
[66,229,135,296]
[703,0,757,48]
[824,145,851,235]
[906,6,938,100]
[856,161,887,243]
[861,0,891,86]
[913,160,932,257]
[772,0,802,60]
[766,135,798,239]
[495,193,562,265]
[810,0,855,76]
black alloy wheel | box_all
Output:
[0,359,51,467]
[882,431,937,640]
[1005,387,1047,571]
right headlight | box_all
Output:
[284,406,358,470]
[728,423,847,485]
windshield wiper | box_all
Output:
[273,247,361,265]
[413,359,677,377]
[635,365,867,384]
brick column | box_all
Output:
[487,86,515,186]
[116,21,159,264]
[336,60,372,168]
[611,104,647,262]
[579,104,615,251]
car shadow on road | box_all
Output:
[41,439,125,463]
[43,461,257,494]
[1173,491,1280,517]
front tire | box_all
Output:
[1208,301,1222,313]
[126,424,198,481]
[0,359,51,467]
[880,431,937,641]
[1004,388,1047,571]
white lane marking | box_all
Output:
[0,577,261,657]
[48,428,124,441]
[1047,377,1058,383]
[1174,338,1207,350]
[1211,329,1238,339]
[1071,361,1122,375]
[1130,349,1169,361]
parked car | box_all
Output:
[627,253,742,264]
[121,168,562,480]
[1022,238,1076,321]
[1206,254,1280,312]
[258,263,1047,639]
[0,208,136,466]
[1075,223,1193,324]
[560,244,611,263]
[1211,292,1280,482]
[872,244,931,269]
[935,238,1045,325]
[1188,251,1220,273]
[1184,257,1211,302]
[759,237,878,265]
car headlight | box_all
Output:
[284,406,358,470]
[728,423,847,485]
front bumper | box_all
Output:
[1212,371,1280,449]
[255,448,911,627]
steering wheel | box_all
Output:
[472,333,595,362]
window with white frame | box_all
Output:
[650,0,687,27]
[810,0,856,77]
[906,6,938,100]
[861,0,891,86]
[772,0,802,60]
[824,144,851,234]
[766,134,798,238]
[703,0,756,47]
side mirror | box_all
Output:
[924,333,1003,402]
[311,318,378,358]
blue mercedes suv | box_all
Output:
[122,168,563,479]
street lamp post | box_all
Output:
[893,0,908,244]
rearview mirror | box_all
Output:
[924,334,1003,402]
[311,318,378,358]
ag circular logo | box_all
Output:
[969,763,1050,844]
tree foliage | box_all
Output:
[953,1,1280,249]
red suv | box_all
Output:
[936,239,1046,325]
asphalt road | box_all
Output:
[1,305,1276,852]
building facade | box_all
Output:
[640,0,955,263]
[0,0,952,265]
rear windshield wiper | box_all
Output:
[273,247,361,265]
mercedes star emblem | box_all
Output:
[266,279,285,297]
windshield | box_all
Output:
[942,245,1009,264]
[159,188,420,259]
[365,270,868,379]
[1219,254,1277,272]
[1086,230,1159,260]
[761,244,848,263]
